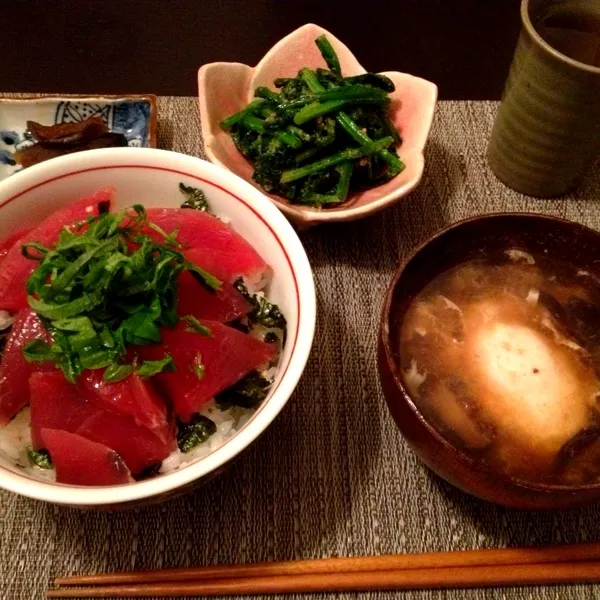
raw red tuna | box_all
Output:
[0,308,51,426]
[29,371,175,474]
[144,208,271,284]
[80,370,171,441]
[142,320,277,422]
[177,271,251,323]
[0,229,31,262]
[41,428,132,486]
[29,372,92,447]
[0,188,113,311]
[75,412,173,475]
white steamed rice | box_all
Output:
[159,402,255,475]
[0,407,57,482]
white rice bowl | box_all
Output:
[0,148,315,507]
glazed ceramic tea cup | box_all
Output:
[487,0,600,197]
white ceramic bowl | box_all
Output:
[0,147,316,507]
[199,23,438,228]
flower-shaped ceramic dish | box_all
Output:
[198,24,438,228]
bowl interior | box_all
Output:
[382,213,600,491]
[0,148,314,506]
[204,73,429,216]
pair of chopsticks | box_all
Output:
[48,542,600,597]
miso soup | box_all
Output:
[399,249,600,486]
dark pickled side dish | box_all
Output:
[14,117,127,168]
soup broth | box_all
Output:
[398,249,600,486]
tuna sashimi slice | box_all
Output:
[0,188,113,311]
[0,308,51,426]
[80,370,171,441]
[29,372,176,475]
[41,428,132,486]
[177,271,251,323]
[145,208,271,284]
[142,320,277,422]
[184,247,272,290]
[0,229,31,263]
[29,372,92,448]
[75,412,173,475]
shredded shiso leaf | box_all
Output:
[21,204,222,383]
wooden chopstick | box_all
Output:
[54,542,600,586]
[47,561,600,597]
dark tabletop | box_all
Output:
[3,0,521,100]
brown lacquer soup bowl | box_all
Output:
[378,213,600,509]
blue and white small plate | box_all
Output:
[0,95,157,181]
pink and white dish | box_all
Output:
[198,23,438,227]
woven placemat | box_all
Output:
[1,97,600,600]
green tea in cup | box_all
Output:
[487,0,600,197]
[537,1,600,66]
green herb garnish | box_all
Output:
[27,447,53,469]
[179,182,210,212]
[190,352,205,380]
[21,204,222,383]
[136,355,175,378]
[216,371,273,409]
[234,278,287,331]
[186,265,222,292]
[103,363,135,383]
[177,414,216,452]
[182,315,212,337]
